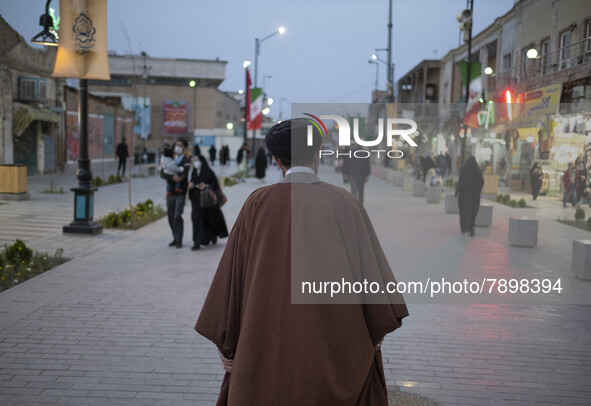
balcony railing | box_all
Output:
[494,36,591,86]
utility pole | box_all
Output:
[386,0,394,103]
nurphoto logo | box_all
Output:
[304,113,418,159]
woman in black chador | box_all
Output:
[188,155,228,251]
[530,163,543,200]
[255,147,267,181]
[455,156,484,236]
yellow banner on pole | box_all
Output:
[52,0,110,80]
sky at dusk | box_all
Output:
[1,0,516,116]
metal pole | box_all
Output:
[254,38,260,89]
[387,0,394,103]
[243,68,248,144]
[462,0,473,165]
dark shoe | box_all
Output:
[212,236,217,244]
[191,244,200,251]
[175,241,182,248]
[469,229,475,237]
[168,240,177,247]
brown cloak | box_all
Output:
[195,173,408,406]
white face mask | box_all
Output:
[174,146,183,155]
[193,161,202,169]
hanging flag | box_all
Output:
[463,76,482,128]
[248,87,263,131]
[52,0,110,80]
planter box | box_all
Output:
[572,240,591,280]
[445,193,459,213]
[508,217,538,247]
[0,164,27,194]
[412,180,425,197]
[425,187,441,203]
[402,177,413,191]
[393,173,404,186]
[475,204,493,227]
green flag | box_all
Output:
[458,61,481,85]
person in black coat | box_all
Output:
[116,137,129,177]
[188,155,228,250]
[209,145,217,165]
[341,145,371,204]
[530,163,543,200]
[255,147,267,181]
[455,156,484,236]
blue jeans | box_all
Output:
[563,189,576,207]
[167,194,186,241]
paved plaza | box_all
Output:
[0,164,590,405]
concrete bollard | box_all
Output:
[475,204,493,227]
[425,187,441,203]
[386,170,396,183]
[393,173,404,186]
[445,193,459,213]
[508,217,538,247]
[572,240,591,280]
[402,177,413,191]
[412,180,425,197]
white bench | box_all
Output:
[445,193,459,213]
[425,187,441,203]
[571,240,591,280]
[137,164,157,178]
[508,217,538,247]
[475,204,493,227]
[412,180,425,197]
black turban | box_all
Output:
[265,118,323,163]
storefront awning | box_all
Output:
[12,103,60,137]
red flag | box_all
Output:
[246,69,252,125]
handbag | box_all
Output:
[216,191,227,207]
[200,185,217,208]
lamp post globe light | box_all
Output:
[527,47,538,59]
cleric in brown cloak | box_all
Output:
[195,118,408,406]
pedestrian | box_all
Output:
[161,139,191,248]
[236,143,249,181]
[188,155,228,251]
[255,147,267,182]
[209,145,217,166]
[341,144,370,204]
[194,143,202,157]
[455,156,484,236]
[530,163,543,200]
[437,152,447,177]
[563,162,579,207]
[115,137,129,177]
[195,118,408,405]
[576,157,587,204]
[219,145,228,166]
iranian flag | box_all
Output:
[248,87,263,130]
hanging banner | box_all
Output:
[52,0,110,80]
[521,84,562,118]
[248,87,262,131]
[163,100,189,136]
[463,76,482,128]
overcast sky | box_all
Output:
[2,0,515,116]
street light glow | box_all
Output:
[238,89,244,95]
[267,97,274,105]
[189,80,196,87]
[243,60,251,68]
[527,48,538,59]
[371,54,378,60]
[484,66,493,75]
[262,107,270,115]
[278,26,286,34]
[226,123,234,130]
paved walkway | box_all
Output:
[0,164,589,405]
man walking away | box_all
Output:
[116,137,129,177]
[563,162,579,207]
[342,144,371,204]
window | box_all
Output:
[18,77,47,101]
[541,38,551,75]
[502,53,512,76]
[559,30,572,69]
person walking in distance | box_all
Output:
[455,156,484,236]
[116,137,129,177]
[341,144,371,204]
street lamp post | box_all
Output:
[371,54,395,101]
[368,60,379,94]
[254,27,285,88]
[242,61,251,145]
[386,0,394,103]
